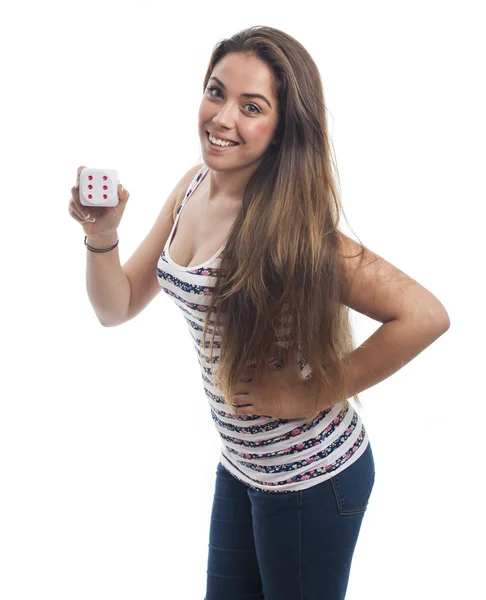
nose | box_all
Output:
[212,101,238,130]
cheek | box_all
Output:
[198,106,204,121]
[198,99,212,121]
[245,121,275,142]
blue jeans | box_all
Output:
[205,441,375,600]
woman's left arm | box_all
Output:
[233,234,450,420]
[317,312,449,411]
[317,232,450,409]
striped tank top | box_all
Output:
[156,163,370,493]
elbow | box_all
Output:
[429,303,451,333]
[440,311,451,332]
[420,303,451,336]
[398,301,451,336]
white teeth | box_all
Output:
[208,133,238,147]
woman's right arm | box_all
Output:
[85,230,131,327]
[86,164,201,327]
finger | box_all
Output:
[68,201,94,222]
[69,202,94,222]
[234,404,255,415]
[76,165,87,184]
[233,386,250,398]
[118,183,129,201]
[231,389,251,405]
[68,204,83,223]
[69,189,91,219]
[69,210,93,225]
[70,184,94,220]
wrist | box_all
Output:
[304,372,336,414]
[86,231,118,250]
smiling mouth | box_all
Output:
[206,131,240,147]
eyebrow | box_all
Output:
[208,76,272,109]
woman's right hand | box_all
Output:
[68,165,131,236]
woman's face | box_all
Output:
[198,52,280,170]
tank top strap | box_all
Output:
[177,164,209,217]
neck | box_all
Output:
[205,160,261,203]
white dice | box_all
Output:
[79,168,119,208]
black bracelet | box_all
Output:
[84,235,119,253]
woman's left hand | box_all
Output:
[231,360,334,421]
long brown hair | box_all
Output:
[199,25,369,424]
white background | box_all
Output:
[1,1,484,598]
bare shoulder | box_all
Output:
[337,231,450,326]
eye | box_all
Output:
[206,85,261,114]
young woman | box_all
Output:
[72,25,450,600]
